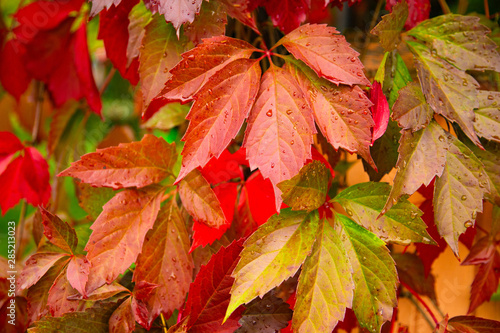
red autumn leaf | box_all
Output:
[66,255,90,297]
[218,0,259,33]
[0,40,31,99]
[329,0,362,10]
[47,266,86,317]
[84,187,163,293]
[59,134,177,189]
[131,297,150,329]
[177,59,261,181]
[133,200,193,325]
[0,132,23,171]
[386,0,430,30]
[468,250,500,313]
[178,169,227,228]
[448,315,500,332]
[250,0,308,34]
[244,171,278,226]
[0,296,28,333]
[152,36,257,108]
[200,148,247,184]
[98,0,140,85]
[244,64,316,210]
[143,0,203,32]
[370,81,390,143]
[462,237,496,266]
[39,208,78,254]
[18,252,69,291]
[184,0,227,45]
[182,240,245,333]
[109,297,136,333]
[277,24,370,86]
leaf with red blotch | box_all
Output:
[370,81,390,143]
[39,208,78,254]
[252,0,308,34]
[0,39,31,99]
[386,0,430,30]
[47,266,87,317]
[84,187,163,293]
[59,134,177,189]
[244,64,316,211]
[133,200,193,325]
[184,0,227,45]
[219,0,259,33]
[66,255,90,297]
[467,250,500,313]
[287,62,376,169]
[140,15,185,108]
[462,237,497,266]
[177,59,261,181]
[448,316,500,332]
[98,0,140,85]
[90,0,123,16]
[190,182,238,251]
[200,148,247,184]
[109,297,136,333]
[152,36,257,107]
[144,0,203,32]
[178,169,226,228]
[18,253,70,291]
[277,24,370,86]
[183,240,245,333]
[244,171,278,226]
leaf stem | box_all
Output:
[484,0,490,19]
[15,200,27,260]
[99,67,116,96]
[401,281,439,326]
[160,313,168,333]
[389,306,398,333]
[31,81,44,144]
[405,293,435,329]
[437,0,451,14]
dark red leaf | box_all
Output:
[245,171,278,226]
[39,208,78,254]
[0,40,31,99]
[448,315,500,332]
[200,148,246,184]
[386,0,430,30]
[370,81,390,143]
[251,0,308,34]
[0,296,28,333]
[133,281,159,301]
[183,240,246,333]
[468,250,500,313]
[131,297,150,329]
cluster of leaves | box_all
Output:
[1,0,500,332]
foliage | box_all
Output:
[1,0,500,332]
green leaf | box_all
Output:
[433,137,490,255]
[474,91,500,143]
[335,213,398,333]
[408,14,500,72]
[225,209,319,321]
[335,182,433,245]
[277,161,331,212]
[371,0,408,52]
[142,102,190,131]
[77,183,116,221]
[392,82,434,133]
[408,41,481,147]
[383,121,453,214]
[292,218,354,332]
[386,52,412,108]
[126,1,151,67]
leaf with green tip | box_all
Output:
[466,141,500,206]
[335,182,434,245]
[371,0,408,52]
[139,15,185,108]
[77,183,116,221]
[39,208,78,254]
[408,41,481,147]
[392,82,433,133]
[225,209,320,321]
[142,102,189,130]
[178,169,226,228]
[474,90,500,143]
[386,52,412,108]
[382,121,453,214]
[277,161,331,212]
[433,138,490,255]
[335,213,398,333]
[236,292,293,333]
[292,218,354,333]
[408,14,500,72]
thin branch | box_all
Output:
[160,313,169,333]
[360,0,384,61]
[437,0,451,14]
[405,293,435,329]
[484,0,490,19]
[99,67,116,96]
[15,200,27,260]
[401,281,439,326]
[31,81,44,144]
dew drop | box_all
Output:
[410,211,418,219]
[350,57,356,62]
[290,140,294,145]
[472,210,477,219]
[438,135,445,142]
[266,110,273,117]
[462,79,468,86]
[461,195,467,201]
[488,94,494,100]
[271,162,275,168]
[464,221,473,228]
[346,209,353,216]
[320,85,327,92]
[286,109,292,115]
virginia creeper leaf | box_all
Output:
[335,213,398,333]
[463,236,497,266]
[408,41,481,147]
[386,52,412,108]
[474,90,500,143]
[392,81,433,132]
[335,182,433,244]
[251,0,308,34]
[433,138,490,255]
[77,183,116,221]
[184,0,227,45]
[277,24,370,86]
[370,81,390,143]
[133,200,193,324]
[18,253,69,291]
[47,266,86,317]
[392,253,437,301]
[177,59,261,180]
[371,0,408,52]
[68,282,129,301]
[184,240,245,333]
[243,65,316,210]
[448,315,500,332]
[28,302,117,333]
[244,171,278,226]
[199,148,247,184]
[140,15,185,107]
[467,251,500,313]
[277,160,331,212]
[292,218,354,333]
[225,209,319,321]
[85,187,163,292]
[109,297,135,333]
[143,0,203,32]
[466,141,500,206]
[66,255,90,297]
[218,0,258,33]
[382,121,453,214]
[90,0,122,16]
[236,292,293,332]
[142,102,190,130]
[155,36,257,106]
[178,169,226,227]
[408,14,500,72]
[39,208,78,254]
[0,39,31,99]
[59,134,177,189]
[126,1,150,67]
[386,0,430,30]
